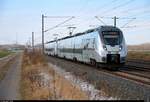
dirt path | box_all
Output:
[0,52,22,100]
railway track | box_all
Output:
[46,56,150,86]
[46,56,150,100]
[101,63,150,85]
[118,60,150,85]
[126,60,150,70]
[97,66,150,86]
[119,70,150,79]
[76,59,150,86]
[124,64,150,72]
[91,65,150,86]
[113,71,150,85]
[121,59,150,83]
[127,59,150,65]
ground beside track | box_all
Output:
[46,56,150,101]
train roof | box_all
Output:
[46,26,120,44]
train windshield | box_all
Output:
[102,31,122,45]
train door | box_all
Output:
[82,39,90,62]
[82,38,96,63]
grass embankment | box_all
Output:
[21,50,88,100]
[47,64,88,100]
[0,50,12,58]
[21,50,50,99]
[127,51,150,61]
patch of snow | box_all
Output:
[39,72,52,87]
[48,63,117,100]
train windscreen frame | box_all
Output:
[102,31,122,46]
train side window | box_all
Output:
[92,38,96,49]
[82,39,96,50]
[85,39,90,49]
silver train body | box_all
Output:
[45,26,127,67]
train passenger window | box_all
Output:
[82,39,88,49]
[92,38,95,49]
[83,38,95,50]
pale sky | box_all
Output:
[0,0,150,45]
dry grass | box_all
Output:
[21,50,51,100]
[21,64,52,100]
[21,49,150,100]
[21,49,88,100]
[127,51,150,61]
[47,67,88,100]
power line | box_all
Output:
[107,0,137,17]
[109,3,150,18]
[110,0,135,13]
[105,5,150,19]
[58,24,76,27]
[95,16,107,25]
[69,0,121,30]
[121,25,136,28]
[118,5,149,15]
[95,16,136,27]
[121,18,136,28]
[44,16,75,32]
[94,0,120,14]
[98,0,118,9]
[77,0,90,16]
[97,0,135,16]
[41,15,75,53]
[44,16,73,18]
[87,0,119,16]
[127,9,150,18]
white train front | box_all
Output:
[45,26,127,68]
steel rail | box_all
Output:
[46,56,150,86]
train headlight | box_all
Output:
[103,45,107,50]
[119,45,122,51]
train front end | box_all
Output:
[99,26,127,66]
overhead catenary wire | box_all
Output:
[121,18,136,28]
[107,3,150,19]
[75,0,121,29]
[44,16,73,18]
[73,0,120,29]
[121,20,150,29]
[112,7,149,19]
[95,16,107,25]
[118,5,150,16]
[121,25,136,28]
[95,16,136,28]
[87,0,119,15]
[77,0,90,16]
[37,2,149,44]
[126,9,150,18]
[97,0,119,9]
[97,0,136,17]
[106,0,137,17]
[44,16,75,33]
